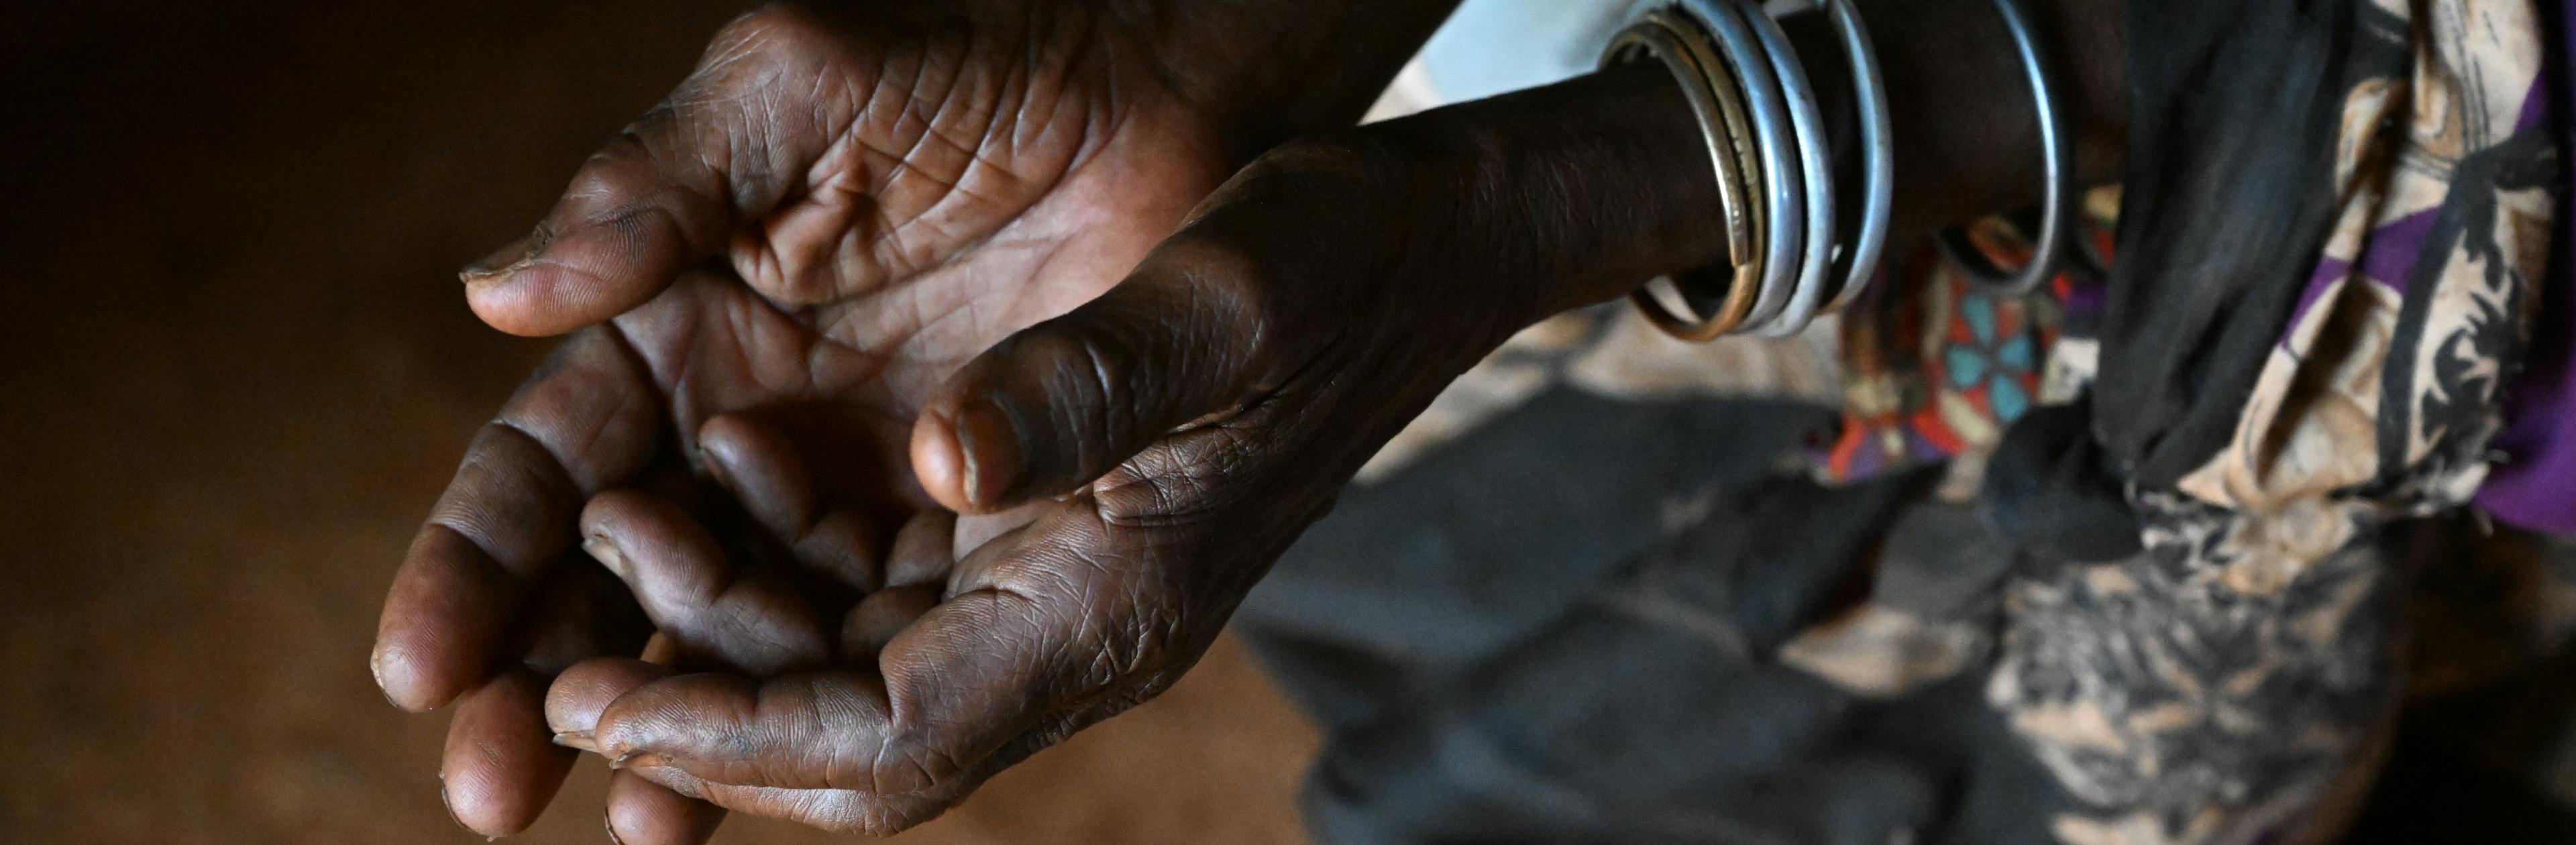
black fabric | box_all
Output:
[1238,389,2070,844]
[1281,469,2065,845]
[2093,0,2409,488]
[1984,398,2142,563]
[1237,388,1834,730]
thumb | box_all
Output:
[460,11,841,336]
[911,242,1269,513]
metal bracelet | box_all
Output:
[1676,0,1804,330]
[1610,0,1893,341]
[1641,7,1771,336]
[1815,0,1894,315]
[1602,16,1763,339]
[1937,0,2073,296]
[1737,0,1835,337]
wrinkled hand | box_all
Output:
[370,0,1454,839]
[533,63,1730,835]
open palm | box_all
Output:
[371,3,1234,838]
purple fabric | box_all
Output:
[2477,17,2576,532]
[2284,209,2440,351]
[2356,208,2440,295]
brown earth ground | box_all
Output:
[0,2,1320,842]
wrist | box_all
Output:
[1375,62,1735,320]
[1782,0,2125,229]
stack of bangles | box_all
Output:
[1604,0,2073,341]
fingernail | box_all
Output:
[461,229,543,286]
[698,443,736,493]
[604,811,627,845]
[608,750,669,771]
[369,647,400,708]
[949,399,1023,510]
[639,632,681,667]
[584,534,629,579]
[552,731,600,753]
[441,783,468,831]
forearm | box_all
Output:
[1373,0,2129,314]
[1786,0,2127,229]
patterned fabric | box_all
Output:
[1988,1,2561,843]
[1823,247,2059,481]
[1821,202,2116,484]
[1336,1,2571,843]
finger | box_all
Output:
[515,560,655,677]
[547,657,678,752]
[376,327,663,713]
[842,587,941,661]
[639,631,685,667]
[458,11,856,336]
[698,412,883,592]
[951,502,1044,563]
[617,763,956,837]
[592,671,902,791]
[909,241,1269,513]
[540,659,728,844]
[883,509,956,589]
[604,667,1148,835]
[588,500,1190,794]
[441,669,576,838]
[596,408,1299,795]
[835,510,955,662]
[582,490,835,675]
[437,565,650,837]
[606,769,727,845]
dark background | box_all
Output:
[11,3,2576,844]
[0,3,1317,842]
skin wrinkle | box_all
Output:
[394,0,1485,833]
[869,122,1049,276]
[594,304,684,432]
[446,435,576,549]
[397,4,2151,836]
[594,144,709,227]
[817,222,1070,384]
[859,99,1134,298]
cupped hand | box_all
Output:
[375,0,1464,838]
[370,1,1277,840]
[533,63,1731,836]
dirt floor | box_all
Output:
[0,3,1320,842]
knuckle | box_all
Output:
[1126,235,1273,368]
[563,150,645,201]
[872,742,963,794]
[1090,427,1265,524]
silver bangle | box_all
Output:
[1816,0,1894,315]
[1938,0,2074,296]
[1737,0,1835,337]
[1677,0,1804,330]
[1603,11,1766,339]
[1611,0,1893,341]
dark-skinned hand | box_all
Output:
[370,0,1455,840]
[536,61,1734,836]
[531,0,2142,815]
[380,0,2131,838]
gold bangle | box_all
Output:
[1602,14,1765,341]
[1643,7,1769,337]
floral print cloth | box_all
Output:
[1352,0,2572,842]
